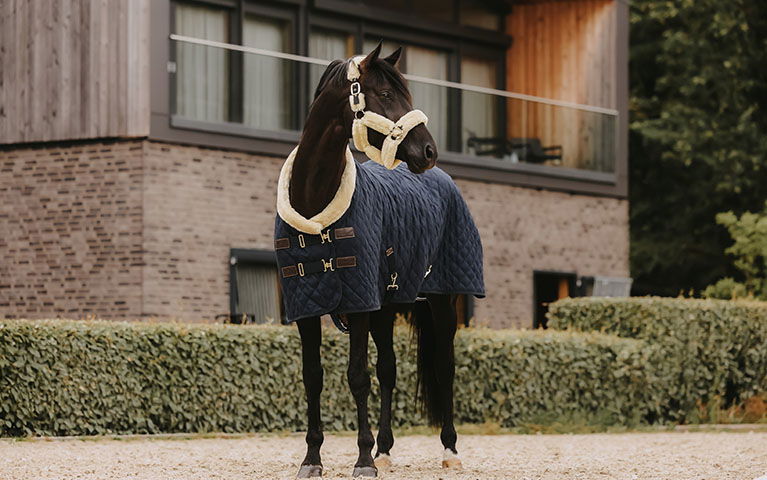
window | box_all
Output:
[243,15,292,130]
[230,250,283,324]
[172,1,297,129]
[308,28,354,96]
[170,0,506,157]
[174,3,230,122]
[461,54,500,154]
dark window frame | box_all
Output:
[150,0,629,198]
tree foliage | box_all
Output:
[629,0,767,295]
[704,202,767,300]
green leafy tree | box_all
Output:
[704,202,767,300]
[629,0,767,296]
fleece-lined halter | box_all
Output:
[347,56,429,170]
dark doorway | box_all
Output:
[533,270,577,329]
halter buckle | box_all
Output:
[322,258,335,272]
[320,229,333,244]
[350,82,361,95]
[389,124,404,141]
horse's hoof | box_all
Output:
[374,453,393,471]
[441,449,463,470]
[296,464,323,478]
[352,466,378,478]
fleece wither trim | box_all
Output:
[276,146,357,235]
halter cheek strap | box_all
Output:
[347,56,429,170]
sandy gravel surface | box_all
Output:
[1,431,766,480]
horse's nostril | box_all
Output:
[424,144,435,160]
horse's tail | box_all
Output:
[411,300,444,427]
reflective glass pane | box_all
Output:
[174,4,229,122]
[243,15,292,130]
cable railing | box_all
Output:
[170,34,618,173]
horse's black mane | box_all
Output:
[313,57,411,103]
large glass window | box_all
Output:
[243,15,292,130]
[309,28,355,95]
[461,55,500,153]
[174,3,229,122]
[171,0,505,160]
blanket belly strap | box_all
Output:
[275,227,355,250]
[281,255,357,278]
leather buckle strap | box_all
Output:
[275,227,355,250]
[281,256,357,278]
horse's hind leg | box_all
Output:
[297,317,324,478]
[347,312,377,477]
[426,294,462,469]
[370,306,397,470]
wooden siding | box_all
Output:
[0,0,150,144]
[506,0,616,171]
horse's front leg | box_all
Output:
[297,317,324,478]
[370,307,397,471]
[347,312,377,477]
[426,294,462,469]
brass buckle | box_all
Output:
[297,263,305,277]
[298,234,306,248]
[322,258,334,272]
[320,229,332,244]
[387,272,399,291]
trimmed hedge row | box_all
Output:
[0,320,671,436]
[547,297,767,421]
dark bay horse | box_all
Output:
[274,43,484,478]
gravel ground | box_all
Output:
[1,431,766,480]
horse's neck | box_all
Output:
[289,118,349,219]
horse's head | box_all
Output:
[311,44,438,173]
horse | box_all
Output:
[273,43,485,478]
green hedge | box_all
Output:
[0,320,672,436]
[548,297,767,421]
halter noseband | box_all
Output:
[347,56,429,170]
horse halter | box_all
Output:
[347,56,429,170]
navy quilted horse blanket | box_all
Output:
[274,160,485,322]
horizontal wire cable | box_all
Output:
[169,34,619,117]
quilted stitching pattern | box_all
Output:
[275,161,485,322]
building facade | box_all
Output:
[0,0,629,329]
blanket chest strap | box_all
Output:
[275,227,355,250]
[281,256,357,278]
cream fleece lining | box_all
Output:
[276,146,357,235]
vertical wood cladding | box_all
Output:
[506,0,617,171]
[0,0,150,144]
[0,140,628,327]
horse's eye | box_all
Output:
[380,90,392,100]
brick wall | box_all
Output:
[141,141,279,320]
[0,139,629,328]
[0,140,144,319]
[458,180,629,328]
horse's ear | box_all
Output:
[313,59,344,100]
[360,41,382,70]
[384,47,403,68]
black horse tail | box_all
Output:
[411,299,444,427]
